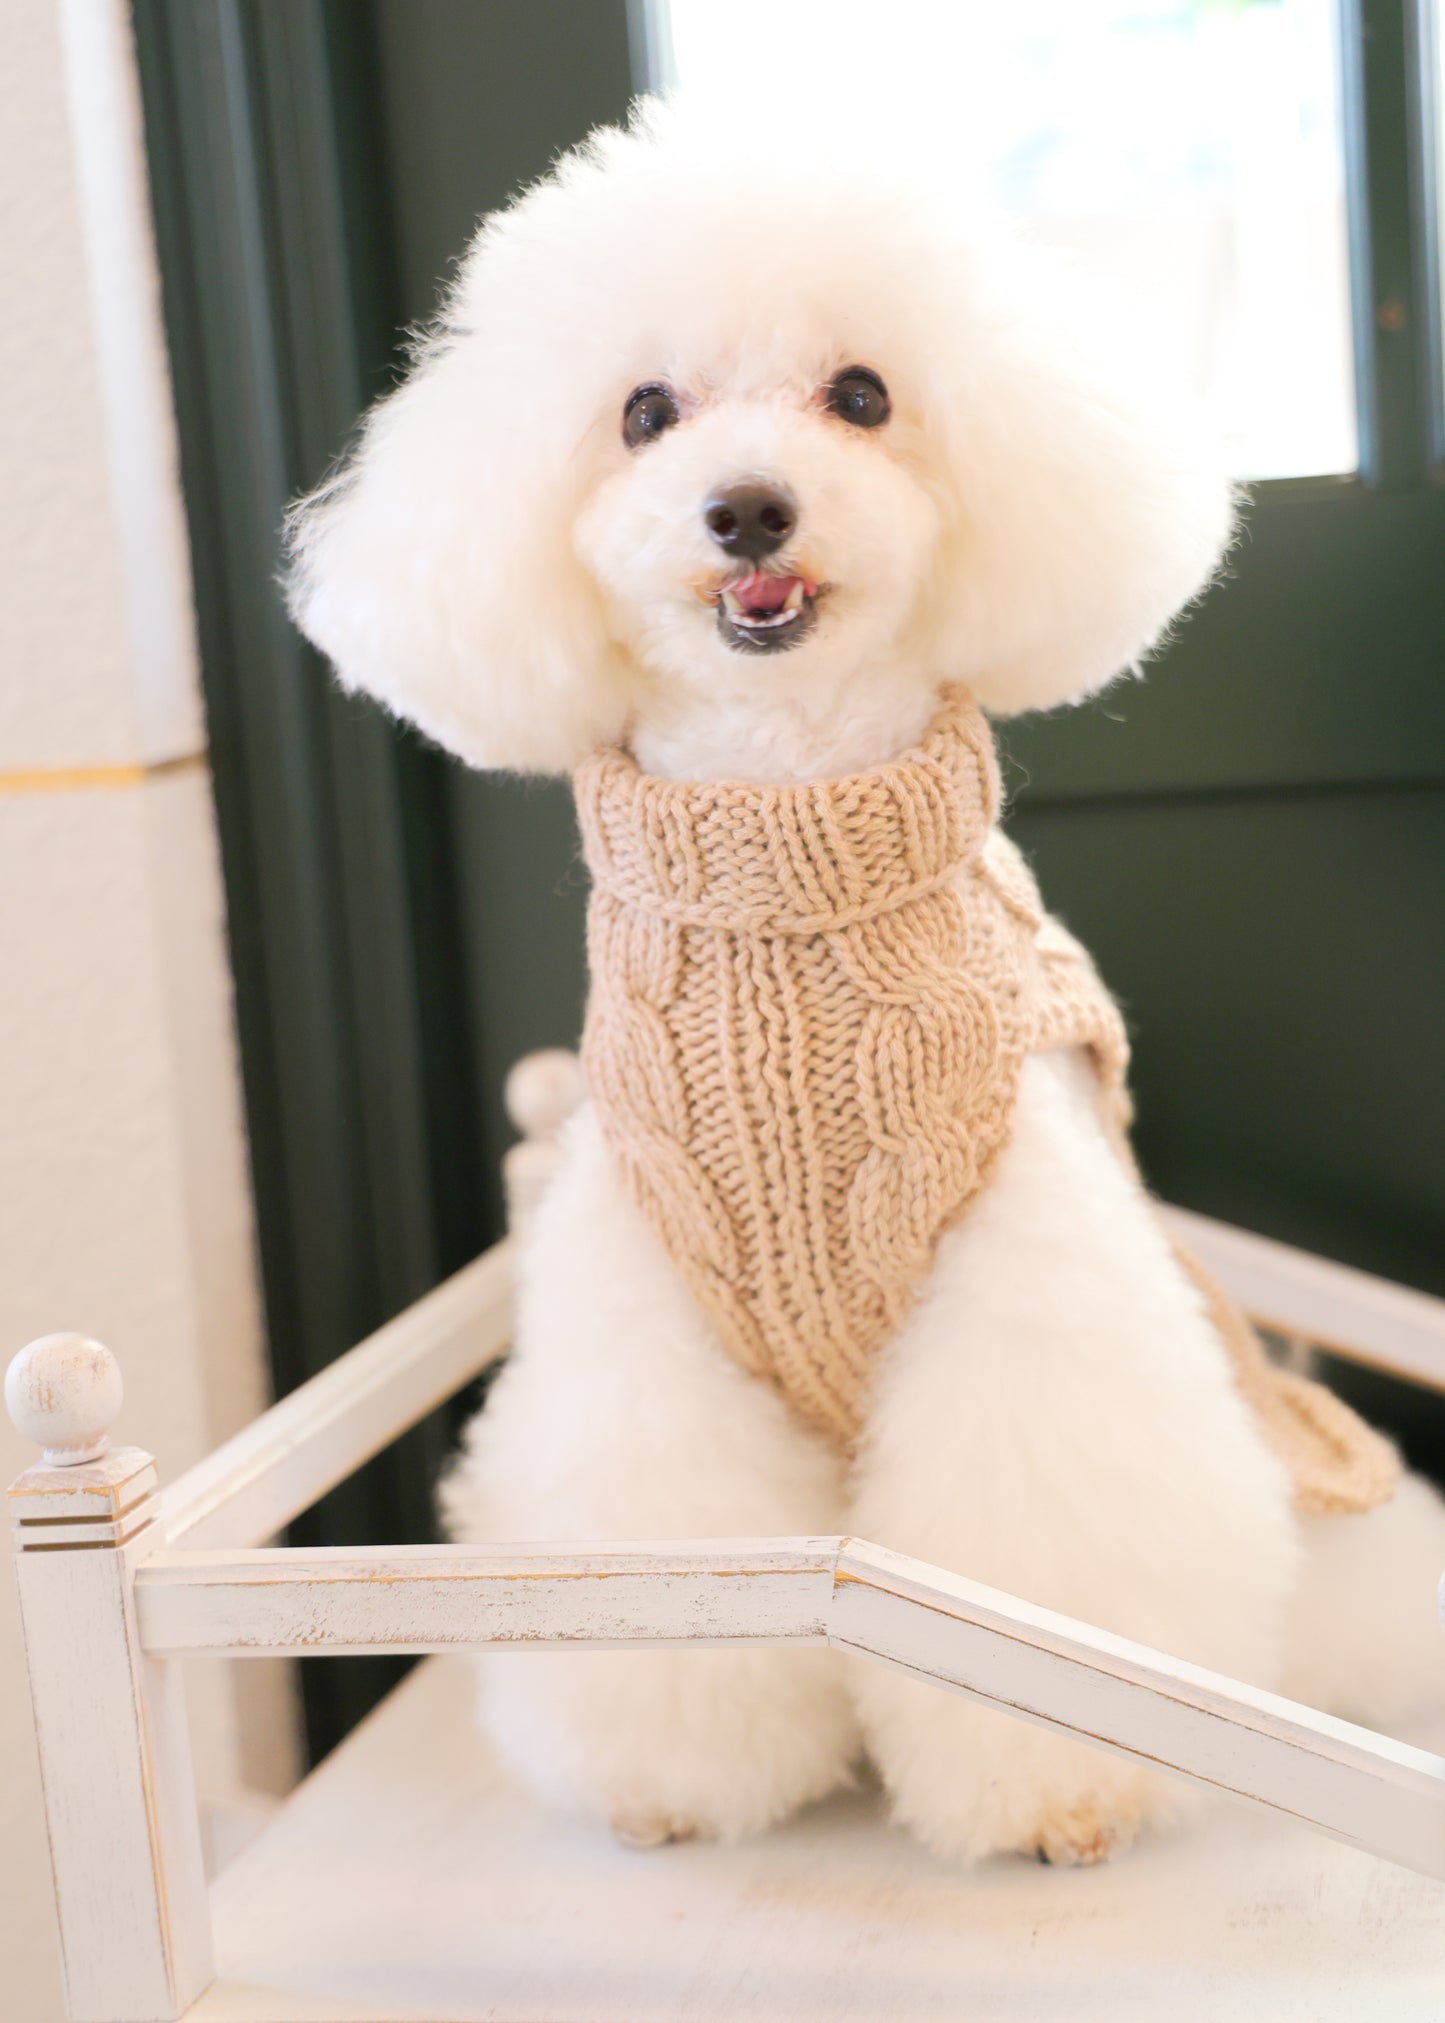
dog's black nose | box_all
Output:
[703,483,797,562]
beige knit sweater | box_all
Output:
[575,690,1394,1515]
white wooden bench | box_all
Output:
[9,1061,1445,2022]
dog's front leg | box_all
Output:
[443,1104,861,1844]
[847,1050,1302,1865]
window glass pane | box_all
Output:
[655,0,1356,480]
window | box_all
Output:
[656,0,1362,479]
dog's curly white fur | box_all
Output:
[289,100,1445,1864]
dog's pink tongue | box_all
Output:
[732,571,796,614]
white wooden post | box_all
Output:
[501,1047,584,1238]
[7,1335,213,2023]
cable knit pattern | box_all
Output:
[575,688,1395,1513]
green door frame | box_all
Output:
[130,0,636,1758]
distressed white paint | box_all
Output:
[191,1655,1445,2022]
[11,1070,1445,2014]
[10,1451,212,2022]
[1160,1203,1445,1392]
[10,1446,157,1546]
[123,1529,1445,1884]
[832,1539,1445,1880]
[5,1333,124,1464]
[137,1540,838,1658]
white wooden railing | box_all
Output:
[8,1067,1445,2022]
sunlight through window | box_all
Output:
[654,0,1356,480]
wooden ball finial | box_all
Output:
[5,1334,123,1466]
[504,1048,585,1141]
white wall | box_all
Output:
[1,3,298,2015]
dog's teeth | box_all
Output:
[718,579,814,633]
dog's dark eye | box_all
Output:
[825,366,891,429]
[622,383,681,449]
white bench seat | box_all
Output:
[196,1655,1445,2023]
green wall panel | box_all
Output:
[1002,485,1445,801]
[368,0,635,329]
[448,776,588,1236]
[1010,788,1445,1297]
[361,0,632,1234]
[1012,782,1445,1477]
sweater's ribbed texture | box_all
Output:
[575,689,1394,1514]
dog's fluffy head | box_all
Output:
[288,100,1233,774]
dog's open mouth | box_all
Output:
[712,571,820,654]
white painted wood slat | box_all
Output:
[156,1243,513,1551]
[135,1540,838,1658]
[1160,1203,1445,1390]
[10,1194,1445,2020]
[833,1539,1445,1880]
[10,1459,213,2023]
[127,1532,1445,1885]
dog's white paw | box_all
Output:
[1002,1756,1171,1870]
[1029,1793,1146,1867]
[610,1810,701,1850]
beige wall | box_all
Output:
[1,2,297,2015]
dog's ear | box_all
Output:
[917,245,1236,717]
[286,288,633,774]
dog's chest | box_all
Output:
[574,692,1129,1446]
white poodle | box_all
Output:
[288,101,1444,1866]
